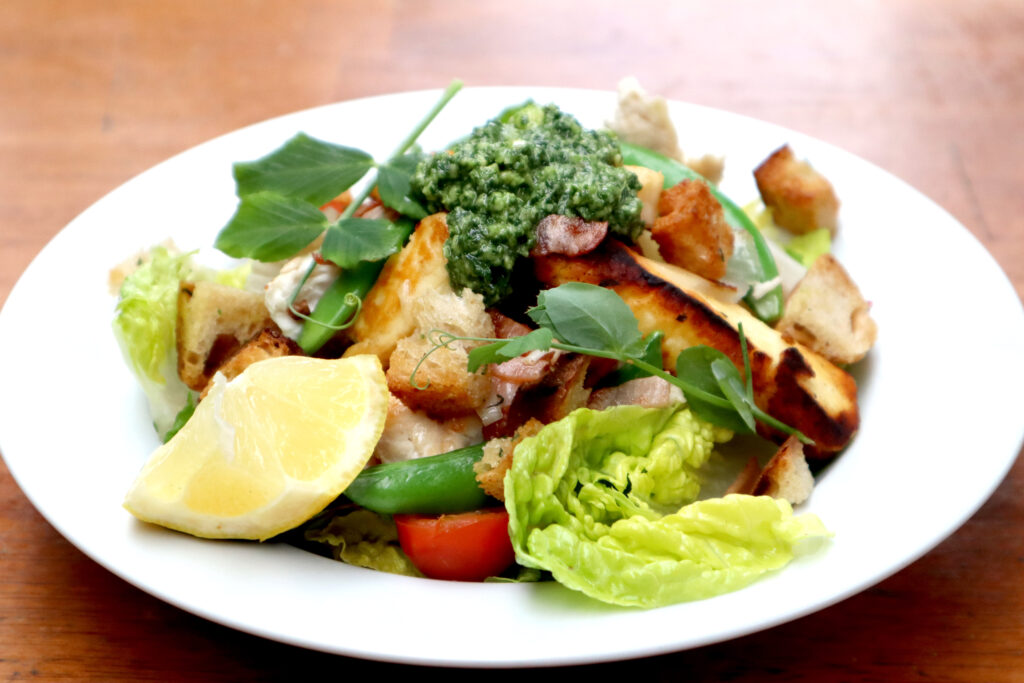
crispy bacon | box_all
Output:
[531,215,608,257]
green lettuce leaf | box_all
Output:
[112,246,193,436]
[305,509,421,577]
[505,405,829,607]
[785,228,832,267]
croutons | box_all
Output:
[344,212,452,364]
[754,144,840,235]
[176,281,275,391]
[384,287,495,420]
[651,179,735,282]
[608,77,684,162]
[726,436,814,505]
[474,419,544,502]
[776,254,877,365]
[198,328,299,400]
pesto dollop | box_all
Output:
[411,103,643,304]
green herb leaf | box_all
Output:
[321,217,407,269]
[528,283,645,356]
[377,154,429,220]
[674,346,754,434]
[604,331,664,385]
[467,328,555,372]
[214,191,328,261]
[233,133,374,206]
[162,392,197,443]
[710,357,756,432]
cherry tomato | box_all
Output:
[394,508,516,582]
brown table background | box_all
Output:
[2,1,1022,680]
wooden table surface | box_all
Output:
[2,1,1022,679]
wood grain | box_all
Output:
[2,1,1022,679]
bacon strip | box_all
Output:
[531,215,608,257]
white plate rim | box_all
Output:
[1,86,1023,667]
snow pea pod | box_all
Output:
[619,141,784,323]
[296,216,414,354]
[344,443,489,515]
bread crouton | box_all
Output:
[387,333,491,418]
[474,419,544,502]
[198,328,299,400]
[384,287,495,419]
[608,77,684,161]
[176,281,274,391]
[776,254,877,365]
[754,145,840,235]
[344,213,451,364]
[726,437,814,505]
[651,179,734,281]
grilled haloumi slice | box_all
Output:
[533,239,860,456]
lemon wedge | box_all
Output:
[124,354,388,541]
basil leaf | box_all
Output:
[321,217,406,269]
[233,133,374,206]
[467,328,555,372]
[377,158,429,220]
[215,191,328,261]
[528,283,644,356]
[675,346,753,434]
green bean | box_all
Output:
[344,444,490,515]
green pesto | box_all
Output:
[411,103,643,304]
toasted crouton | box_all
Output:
[344,213,451,364]
[651,179,734,282]
[474,419,544,502]
[754,145,840,235]
[725,437,814,505]
[387,333,491,418]
[776,254,877,365]
[176,281,274,391]
[608,77,684,161]
[384,287,495,419]
[198,328,299,400]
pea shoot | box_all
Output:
[414,283,813,444]
[214,80,464,353]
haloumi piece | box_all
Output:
[533,240,860,456]
[344,213,451,364]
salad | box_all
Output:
[112,79,876,609]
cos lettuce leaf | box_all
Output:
[112,246,193,436]
[305,509,421,577]
[505,405,829,607]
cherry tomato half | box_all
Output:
[394,508,515,582]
